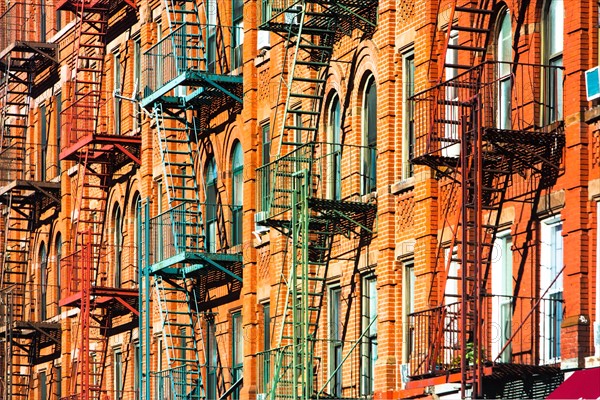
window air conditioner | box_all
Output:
[585,66,600,101]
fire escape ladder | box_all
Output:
[152,275,206,400]
[0,53,33,182]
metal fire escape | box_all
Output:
[0,3,60,399]
[139,0,243,399]
[407,1,565,398]
[56,1,140,399]
[256,0,377,398]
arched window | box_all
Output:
[131,193,141,285]
[206,158,218,252]
[55,233,62,314]
[113,204,123,286]
[327,94,341,200]
[39,242,48,321]
[362,77,377,194]
[232,143,243,246]
[544,0,563,123]
[497,10,512,130]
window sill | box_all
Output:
[392,177,415,194]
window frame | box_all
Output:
[496,9,512,130]
[232,311,243,399]
[540,216,564,364]
[361,76,377,194]
[402,51,415,179]
[205,158,218,253]
[327,94,342,200]
[232,142,244,246]
[491,231,513,363]
[360,275,377,395]
[39,241,48,321]
[402,259,415,364]
[543,0,564,124]
[328,285,343,396]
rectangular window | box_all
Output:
[114,349,122,398]
[402,260,415,363]
[207,319,217,399]
[261,123,271,211]
[329,286,342,396]
[55,93,61,176]
[262,303,271,390]
[207,0,217,72]
[491,232,513,362]
[361,276,377,395]
[39,370,47,400]
[232,0,244,70]
[114,53,122,134]
[402,50,415,179]
[540,218,563,363]
[133,38,142,131]
[40,104,48,181]
[232,312,243,399]
[443,32,460,158]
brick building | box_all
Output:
[0,0,597,399]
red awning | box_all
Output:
[547,367,600,400]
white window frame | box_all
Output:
[360,275,377,395]
[328,285,343,396]
[540,216,563,364]
[402,259,415,364]
[361,76,377,195]
[443,31,460,158]
[497,9,512,130]
[327,94,342,200]
[543,0,564,124]
[491,231,513,363]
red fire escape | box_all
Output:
[0,3,60,399]
[407,1,565,398]
[56,1,139,399]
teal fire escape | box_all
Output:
[256,0,377,398]
[140,0,243,399]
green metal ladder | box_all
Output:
[153,275,206,400]
[164,0,207,74]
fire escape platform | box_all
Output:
[59,134,142,164]
[149,251,243,282]
[0,41,58,65]
[140,70,243,109]
[0,180,60,205]
[405,363,562,392]
[0,321,61,364]
[59,287,139,316]
[56,0,135,13]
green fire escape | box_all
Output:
[256,0,378,398]
[140,0,243,399]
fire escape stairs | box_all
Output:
[256,0,377,398]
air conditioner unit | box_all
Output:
[585,66,600,101]
[254,211,270,233]
[257,30,270,51]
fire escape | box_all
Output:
[407,1,565,398]
[56,1,140,399]
[139,0,243,399]
[0,3,60,399]
[255,0,377,398]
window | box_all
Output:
[544,0,564,124]
[207,0,217,72]
[114,349,123,399]
[39,370,47,400]
[55,93,61,176]
[39,242,48,321]
[232,0,244,69]
[402,260,415,363]
[232,312,243,399]
[55,233,62,315]
[133,342,140,396]
[114,53,122,134]
[133,38,142,131]
[40,104,48,180]
[540,218,563,363]
[205,159,218,252]
[232,143,243,246]
[497,10,512,130]
[206,319,217,399]
[362,77,377,194]
[261,123,271,211]
[402,52,415,179]
[327,94,342,200]
[329,286,342,396]
[262,303,271,389]
[491,232,513,362]
[113,204,123,286]
[361,276,377,395]
[132,194,141,284]
[39,0,47,41]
